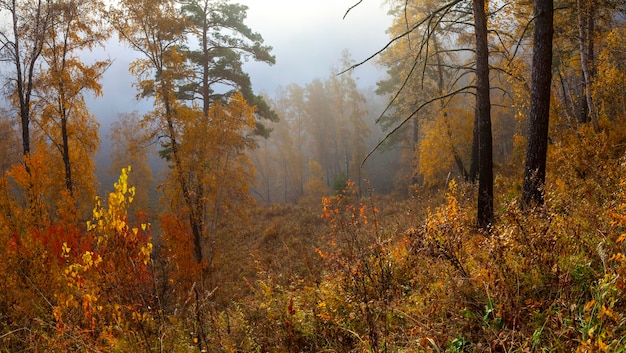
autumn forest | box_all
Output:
[1,0,626,351]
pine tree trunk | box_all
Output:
[469,108,479,183]
[522,0,554,207]
[473,0,493,228]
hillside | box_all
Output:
[2,0,626,351]
[196,121,626,352]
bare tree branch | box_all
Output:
[343,0,364,20]
[362,85,476,167]
[338,0,464,75]
[375,52,422,125]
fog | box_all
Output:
[238,0,392,92]
[90,0,393,194]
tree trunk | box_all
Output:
[577,0,598,131]
[201,10,210,117]
[522,0,554,207]
[162,81,205,264]
[473,0,493,228]
[469,108,479,183]
[61,116,73,196]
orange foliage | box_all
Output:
[52,167,155,349]
[159,212,203,293]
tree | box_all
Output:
[522,0,554,207]
[304,78,337,186]
[419,107,474,186]
[270,84,308,203]
[576,0,598,130]
[354,0,493,225]
[178,92,257,269]
[111,0,202,261]
[375,0,467,187]
[329,51,370,195]
[472,0,493,227]
[0,0,52,214]
[113,0,271,273]
[593,26,626,120]
[37,0,109,210]
[179,0,277,131]
[158,92,257,351]
[0,0,51,158]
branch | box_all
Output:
[338,0,464,75]
[404,0,412,49]
[343,0,364,19]
[507,14,534,67]
[0,328,30,340]
[362,85,476,167]
[375,50,423,125]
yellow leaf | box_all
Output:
[62,242,71,257]
[584,300,596,313]
[598,337,609,351]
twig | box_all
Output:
[0,327,29,340]
[343,0,364,19]
[338,0,464,75]
[361,85,475,167]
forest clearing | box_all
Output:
[1,0,626,351]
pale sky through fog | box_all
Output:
[237,0,393,93]
[90,0,393,186]
[89,0,393,121]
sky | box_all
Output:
[88,0,393,124]
[86,0,393,185]
[236,0,393,93]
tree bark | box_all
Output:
[12,0,49,159]
[522,0,554,207]
[577,0,598,131]
[469,108,479,183]
[473,0,493,228]
[61,116,73,196]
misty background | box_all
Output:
[88,0,393,195]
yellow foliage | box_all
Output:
[593,27,626,121]
[302,159,329,203]
[53,167,153,349]
[419,108,473,186]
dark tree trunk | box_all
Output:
[61,116,73,196]
[469,108,479,183]
[14,0,47,159]
[201,8,210,117]
[522,0,554,207]
[473,0,493,228]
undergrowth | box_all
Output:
[198,122,626,352]
[4,123,626,352]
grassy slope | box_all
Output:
[204,120,626,352]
